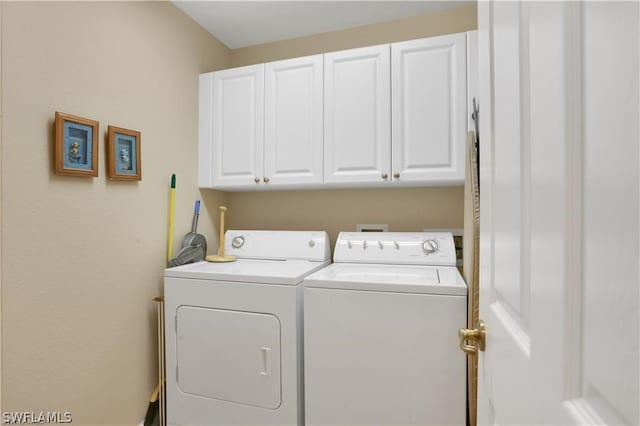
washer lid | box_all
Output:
[303,263,467,296]
[165,259,329,285]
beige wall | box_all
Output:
[225,5,476,243]
[230,4,477,67]
[1,2,229,424]
[228,187,464,246]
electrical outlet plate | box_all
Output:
[356,224,389,232]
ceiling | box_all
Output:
[172,1,473,49]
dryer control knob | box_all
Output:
[422,239,439,255]
[231,236,245,249]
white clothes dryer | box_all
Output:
[164,230,330,426]
[303,232,467,426]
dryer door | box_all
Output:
[176,306,281,409]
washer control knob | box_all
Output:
[231,236,245,249]
[422,239,439,255]
[308,240,315,248]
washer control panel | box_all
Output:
[334,232,456,266]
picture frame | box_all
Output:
[54,112,99,177]
[107,126,142,181]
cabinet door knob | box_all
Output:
[393,172,400,179]
[254,177,261,183]
[263,177,270,183]
[381,173,388,180]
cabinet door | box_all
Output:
[324,45,391,184]
[209,64,264,188]
[392,33,467,184]
[264,55,323,186]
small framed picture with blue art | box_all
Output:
[54,111,99,177]
[107,125,141,181]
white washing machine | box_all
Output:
[303,232,467,426]
[164,230,330,426]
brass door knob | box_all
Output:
[264,177,270,183]
[393,172,400,179]
[458,320,486,355]
[254,177,261,183]
[382,173,388,179]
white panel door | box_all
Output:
[211,64,264,188]
[391,33,466,184]
[324,45,391,184]
[477,2,639,425]
[264,55,323,186]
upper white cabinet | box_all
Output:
[200,57,323,189]
[199,64,264,188]
[324,45,391,184]
[391,32,467,184]
[264,55,323,186]
[199,32,470,191]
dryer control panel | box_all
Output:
[333,232,456,266]
[225,230,330,262]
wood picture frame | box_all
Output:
[54,111,99,177]
[107,125,141,181]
